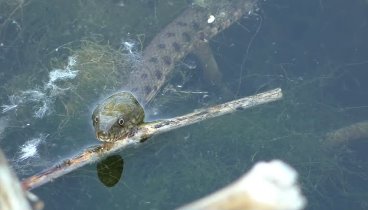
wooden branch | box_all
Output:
[176,160,306,210]
[22,88,283,190]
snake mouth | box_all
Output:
[96,132,118,142]
[96,130,129,142]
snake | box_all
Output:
[92,0,258,142]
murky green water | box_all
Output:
[1,0,368,209]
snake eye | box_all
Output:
[118,118,124,126]
[94,116,99,123]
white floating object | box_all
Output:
[207,15,215,23]
[177,160,306,210]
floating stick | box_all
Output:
[22,88,283,190]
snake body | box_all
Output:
[93,0,258,142]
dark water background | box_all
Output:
[1,0,368,209]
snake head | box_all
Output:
[92,92,145,142]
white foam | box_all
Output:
[121,39,142,66]
[1,95,22,113]
[2,56,79,118]
[18,134,48,161]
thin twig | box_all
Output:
[22,88,283,190]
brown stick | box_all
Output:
[22,88,283,190]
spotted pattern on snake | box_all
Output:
[93,0,258,142]
[126,0,258,106]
